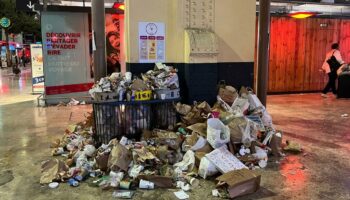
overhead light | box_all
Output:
[288,12,317,19]
[113,3,125,10]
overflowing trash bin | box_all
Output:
[337,64,350,98]
[42,74,302,199]
[93,99,179,145]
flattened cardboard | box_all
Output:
[206,146,247,173]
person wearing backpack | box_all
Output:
[321,43,344,98]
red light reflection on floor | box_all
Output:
[0,84,10,94]
[280,155,307,191]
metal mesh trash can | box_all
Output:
[93,99,180,145]
[338,73,350,98]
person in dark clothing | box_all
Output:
[321,43,344,97]
[21,49,26,67]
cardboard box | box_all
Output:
[216,169,261,199]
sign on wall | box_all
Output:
[30,44,44,93]
[139,22,165,63]
[41,12,92,103]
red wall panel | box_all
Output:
[265,17,350,93]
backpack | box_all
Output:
[327,50,341,72]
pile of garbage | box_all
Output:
[41,84,301,199]
[141,62,180,89]
[89,63,180,102]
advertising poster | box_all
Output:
[1,46,7,68]
[105,14,125,74]
[30,44,44,93]
[139,22,165,63]
[41,12,92,104]
[89,14,125,78]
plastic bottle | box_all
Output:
[131,91,135,101]
[74,168,89,181]
[68,178,79,187]
[178,127,187,135]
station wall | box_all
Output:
[124,0,256,103]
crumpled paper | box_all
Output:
[108,144,132,171]
[181,102,211,125]
[175,103,192,116]
[155,129,183,150]
[133,147,158,163]
[40,159,69,184]
[284,140,302,153]
[174,150,195,172]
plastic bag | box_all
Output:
[239,118,258,147]
[216,96,243,116]
[198,157,219,179]
[262,109,273,128]
[207,118,230,149]
[245,90,274,128]
[232,97,250,114]
[247,91,263,111]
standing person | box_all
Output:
[21,49,26,67]
[321,43,344,97]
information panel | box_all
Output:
[30,44,44,93]
[41,12,92,103]
[139,22,165,63]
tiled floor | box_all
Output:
[0,67,349,200]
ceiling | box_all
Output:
[38,0,350,16]
[38,0,123,7]
[257,0,350,17]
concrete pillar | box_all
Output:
[256,0,271,106]
[92,0,107,81]
[43,0,47,11]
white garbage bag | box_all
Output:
[247,91,263,111]
[207,118,230,149]
[198,157,219,179]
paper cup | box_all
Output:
[49,182,59,189]
[139,179,154,189]
[184,176,199,188]
[125,72,132,82]
[119,181,131,189]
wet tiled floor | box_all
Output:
[0,67,349,200]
